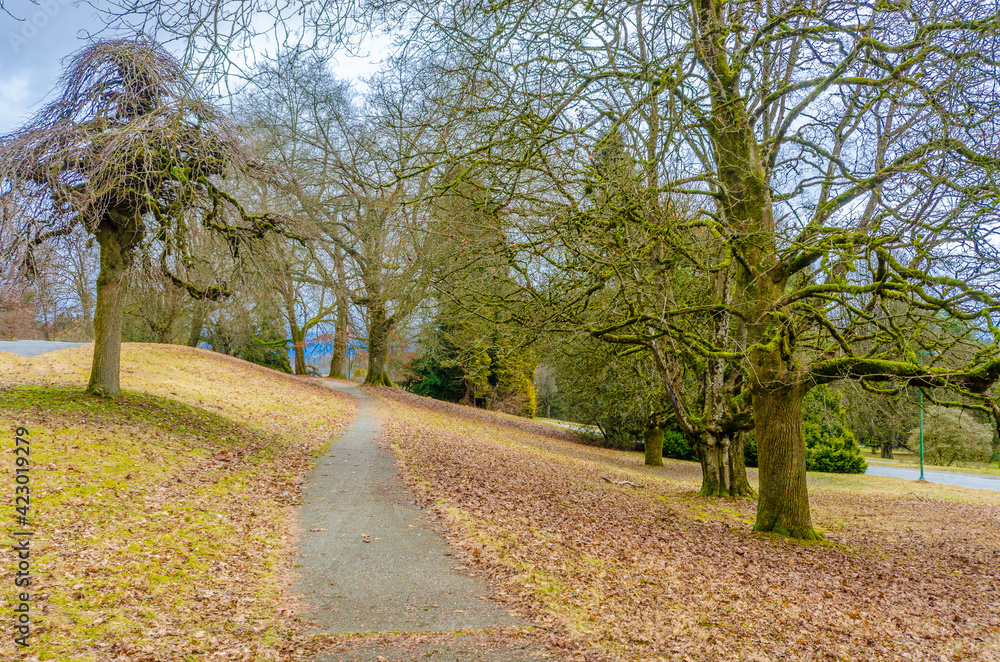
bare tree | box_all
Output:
[0,39,281,396]
[244,52,448,386]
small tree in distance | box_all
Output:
[908,407,993,467]
[0,39,281,397]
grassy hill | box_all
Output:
[0,344,356,661]
[370,387,1000,662]
[4,346,1000,661]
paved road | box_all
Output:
[0,340,86,357]
[297,381,550,661]
[866,462,1000,492]
[537,418,599,435]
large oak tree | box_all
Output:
[394,0,1000,538]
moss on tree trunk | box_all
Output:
[643,426,664,466]
[88,219,136,398]
[363,304,393,387]
[694,433,754,498]
[752,384,819,539]
[699,436,727,497]
[728,432,755,497]
[291,329,307,375]
[284,301,307,375]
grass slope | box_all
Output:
[0,344,356,661]
[372,387,1000,662]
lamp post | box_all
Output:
[918,350,928,481]
[918,387,925,481]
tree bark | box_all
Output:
[284,301,307,375]
[698,434,731,497]
[88,219,135,397]
[330,247,349,378]
[291,325,307,375]
[364,302,393,386]
[728,432,755,497]
[643,425,664,467]
[752,384,819,539]
[329,300,348,378]
[881,443,893,459]
[77,274,94,341]
[187,298,204,348]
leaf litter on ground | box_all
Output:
[367,385,1000,662]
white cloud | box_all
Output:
[0,74,33,132]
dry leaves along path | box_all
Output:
[297,381,551,661]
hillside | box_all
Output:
[0,344,356,661]
[4,347,1000,661]
[369,387,1000,662]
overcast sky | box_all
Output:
[0,0,102,132]
[0,1,388,134]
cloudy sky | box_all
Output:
[0,1,388,134]
[0,0,104,132]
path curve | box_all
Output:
[866,462,1000,492]
[296,381,550,661]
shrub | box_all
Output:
[802,386,867,474]
[744,432,758,468]
[907,406,993,466]
[806,435,868,473]
[662,427,696,461]
[402,350,465,402]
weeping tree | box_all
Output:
[0,39,280,396]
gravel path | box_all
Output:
[297,381,552,661]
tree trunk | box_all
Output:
[696,433,755,498]
[643,426,664,467]
[752,385,819,539]
[728,432,755,497]
[88,220,134,397]
[699,434,729,497]
[291,326,307,375]
[187,298,204,348]
[883,430,897,459]
[284,301,307,375]
[329,300,348,378]
[364,303,393,387]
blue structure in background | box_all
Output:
[294,329,367,378]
